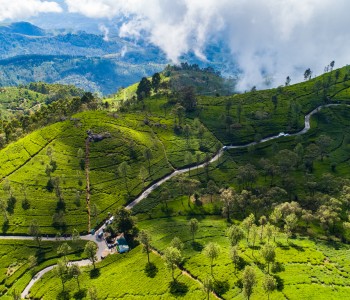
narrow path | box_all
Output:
[85,137,91,233]
[150,248,223,300]
[1,103,345,299]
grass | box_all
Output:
[0,239,87,299]
[29,246,212,299]
[138,216,350,300]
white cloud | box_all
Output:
[0,0,62,22]
[99,24,109,41]
[64,0,350,90]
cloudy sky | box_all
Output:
[1,0,349,90]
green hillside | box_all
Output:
[2,65,350,299]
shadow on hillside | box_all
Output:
[191,241,203,252]
[213,279,230,295]
[271,262,285,273]
[289,242,305,252]
[89,268,101,279]
[7,196,16,214]
[2,220,9,233]
[144,262,158,278]
[275,275,284,290]
[169,280,188,296]
[57,291,70,300]
[73,289,87,299]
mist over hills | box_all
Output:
[0,22,237,95]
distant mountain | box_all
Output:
[0,22,46,36]
[0,22,238,95]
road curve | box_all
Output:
[126,103,341,209]
[0,103,343,299]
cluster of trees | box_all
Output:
[136,73,161,101]
[0,92,99,148]
[139,217,279,299]
[165,63,221,76]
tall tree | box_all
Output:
[136,77,152,101]
[143,148,153,176]
[118,161,131,195]
[263,275,276,300]
[54,258,69,292]
[84,241,98,269]
[226,224,245,246]
[203,276,214,300]
[260,244,276,274]
[139,230,152,264]
[203,242,220,276]
[242,214,255,245]
[189,218,199,242]
[220,187,235,222]
[285,76,291,86]
[151,72,161,92]
[230,245,240,274]
[163,246,182,281]
[28,219,42,247]
[170,237,184,253]
[242,266,257,300]
[70,264,82,291]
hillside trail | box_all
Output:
[85,137,91,233]
[0,103,343,299]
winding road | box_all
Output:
[0,103,341,299]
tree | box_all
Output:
[114,207,135,234]
[88,286,98,300]
[139,166,148,188]
[260,244,276,274]
[243,266,257,300]
[152,72,161,92]
[220,187,236,221]
[259,216,267,242]
[284,213,298,241]
[84,241,98,269]
[237,164,258,189]
[136,77,152,101]
[316,135,333,161]
[143,148,153,176]
[263,275,276,300]
[28,255,37,269]
[242,214,255,245]
[189,218,199,242]
[304,68,312,80]
[163,246,182,281]
[203,242,220,276]
[12,289,20,300]
[285,76,291,86]
[118,161,131,195]
[54,258,69,292]
[265,223,276,243]
[0,198,8,221]
[183,178,200,207]
[160,187,170,211]
[330,60,335,71]
[28,219,42,247]
[72,228,81,244]
[184,151,193,174]
[139,230,152,264]
[203,276,214,300]
[179,86,197,112]
[237,101,242,123]
[57,242,71,265]
[230,246,240,274]
[170,237,184,252]
[271,95,278,110]
[70,264,82,291]
[207,180,218,202]
[226,224,245,246]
